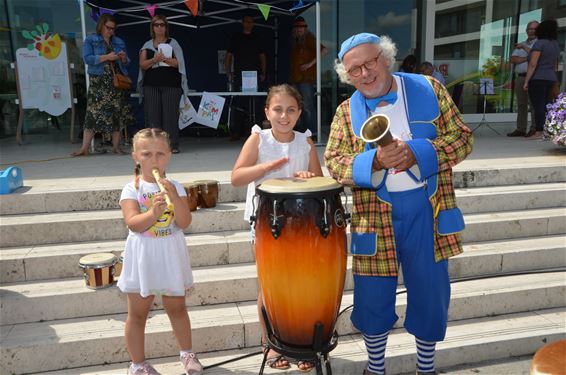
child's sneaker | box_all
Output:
[128,361,161,375]
[181,352,203,375]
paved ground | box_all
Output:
[0,126,564,193]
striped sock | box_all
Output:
[415,337,436,373]
[363,330,390,375]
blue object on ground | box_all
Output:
[0,166,23,194]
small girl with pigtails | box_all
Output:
[117,128,202,375]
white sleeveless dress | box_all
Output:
[244,125,313,222]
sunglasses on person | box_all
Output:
[153,22,166,27]
[347,52,383,77]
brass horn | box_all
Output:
[360,113,393,148]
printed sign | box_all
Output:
[196,92,225,129]
[179,95,197,130]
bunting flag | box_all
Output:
[184,0,198,16]
[257,4,271,21]
[290,0,305,12]
[99,7,114,15]
[145,4,158,18]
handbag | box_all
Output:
[110,62,132,91]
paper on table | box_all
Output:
[157,43,172,67]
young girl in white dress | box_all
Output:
[118,128,202,375]
[231,84,323,372]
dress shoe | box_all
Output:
[525,129,537,137]
[507,129,526,137]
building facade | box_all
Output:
[0,0,564,140]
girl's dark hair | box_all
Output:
[265,84,304,110]
[150,14,170,40]
[535,19,558,40]
[96,14,117,35]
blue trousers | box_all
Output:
[351,187,450,341]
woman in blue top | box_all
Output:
[523,19,560,139]
[72,13,135,156]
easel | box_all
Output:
[13,43,76,145]
[472,79,500,135]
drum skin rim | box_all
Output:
[257,177,343,194]
[193,179,219,185]
[79,253,117,267]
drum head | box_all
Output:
[79,253,117,267]
[183,182,198,189]
[193,179,218,186]
[258,176,342,195]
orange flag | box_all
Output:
[184,0,198,16]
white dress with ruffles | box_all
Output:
[117,178,193,297]
[244,125,313,222]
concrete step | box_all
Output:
[0,182,247,215]
[455,182,566,213]
[0,230,252,283]
[1,164,564,216]
[2,240,565,325]
[26,308,566,375]
[2,200,565,248]
[1,210,564,283]
[0,201,249,247]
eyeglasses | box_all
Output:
[347,52,382,77]
[153,23,166,27]
[104,24,115,31]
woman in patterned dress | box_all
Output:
[72,13,134,156]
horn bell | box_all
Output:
[360,114,393,147]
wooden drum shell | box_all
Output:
[79,253,117,290]
[183,183,199,211]
[255,183,347,347]
[194,180,219,208]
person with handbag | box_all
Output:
[72,13,135,156]
[138,15,189,154]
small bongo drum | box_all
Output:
[253,177,348,347]
[183,182,199,211]
[79,253,117,289]
[530,339,566,375]
[114,251,125,278]
[195,179,219,208]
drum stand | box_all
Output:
[259,308,338,375]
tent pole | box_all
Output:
[315,0,321,143]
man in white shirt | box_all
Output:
[508,20,539,137]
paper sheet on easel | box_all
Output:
[479,78,494,95]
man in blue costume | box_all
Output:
[324,33,473,374]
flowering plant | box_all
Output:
[544,92,566,146]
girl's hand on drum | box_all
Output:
[263,157,289,174]
[294,170,316,178]
[150,192,168,218]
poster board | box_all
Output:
[15,42,72,116]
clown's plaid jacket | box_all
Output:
[324,76,473,277]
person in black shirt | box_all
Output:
[138,15,189,153]
[224,15,267,141]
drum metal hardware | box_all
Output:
[269,200,284,239]
[316,198,330,238]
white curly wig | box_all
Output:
[334,35,397,85]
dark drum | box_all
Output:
[254,177,348,347]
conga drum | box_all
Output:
[195,180,219,208]
[183,182,199,211]
[79,253,117,289]
[254,177,348,347]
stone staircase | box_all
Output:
[1,163,565,375]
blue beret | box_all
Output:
[338,33,380,60]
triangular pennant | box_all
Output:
[290,0,305,12]
[257,4,271,21]
[145,4,158,18]
[184,0,198,16]
[90,6,100,22]
[99,7,114,16]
